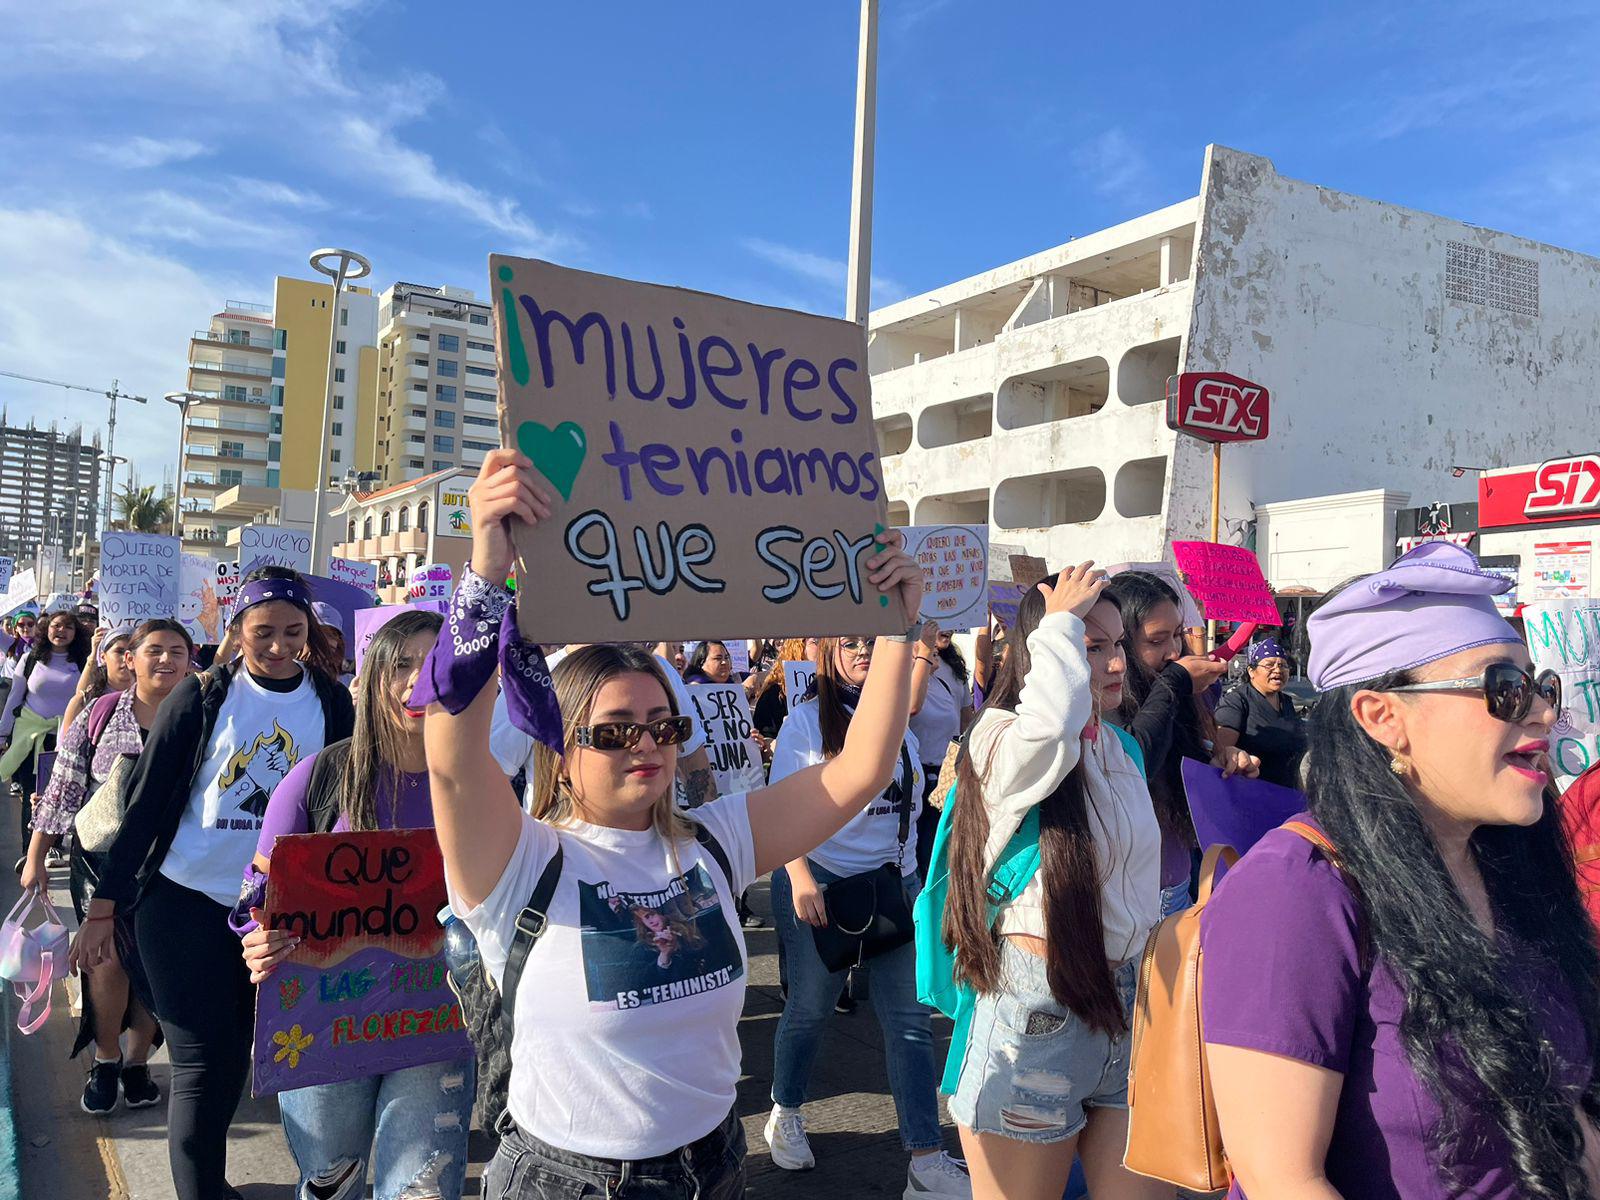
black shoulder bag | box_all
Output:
[810,743,916,973]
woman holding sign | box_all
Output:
[765,634,973,1196]
[421,448,929,1200]
[238,609,475,1200]
[77,566,354,1200]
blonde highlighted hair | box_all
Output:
[528,644,699,845]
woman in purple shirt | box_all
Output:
[1202,542,1600,1199]
[239,609,475,1200]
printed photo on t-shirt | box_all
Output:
[577,864,742,1011]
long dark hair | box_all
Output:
[943,580,1124,1034]
[341,610,441,832]
[1308,665,1600,1194]
[228,566,340,682]
[683,640,727,682]
[938,638,970,686]
[812,637,867,759]
[1102,571,1207,849]
[26,611,92,674]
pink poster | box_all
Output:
[1170,541,1280,625]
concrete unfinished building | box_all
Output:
[868,144,1600,593]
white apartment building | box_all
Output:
[869,144,1600,594]
[374,283,500,489]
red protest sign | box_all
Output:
[1171,541,1280,626]
[1166,372,1270,443]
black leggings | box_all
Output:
[136,874,255,1200]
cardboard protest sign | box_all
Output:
[329,557,379,598]
[783,659,817,703]
[238,525,311,576]
[407,563,452,603]
[215,560,241,614]
[1106,561,1205,628]
[252,829,470,1096]
[178,552,223,644]
[686,683,766,793]
[304,575,377,644]
[899,524,989,633]
[1524,600,1600,785]
[1170,542,1280,626]
[1008,554,1048,587]
[491,255,903,644]
[0,569,37,620]
[99,533,180,631]
[988,582,1026,632]
[1182,758,1306,857]
[0,556,15,593]
[726,640,749,675]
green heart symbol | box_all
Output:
[516,420,587,501]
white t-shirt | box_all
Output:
[489,650,705,782]
[449,794,756,1158]
[161,668,328,905]
[767,699,922,878]
[909,658,972,766]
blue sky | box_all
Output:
[1,0,1595,484]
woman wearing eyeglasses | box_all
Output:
[1202,543,1600,1198]
[419,449,929,1200]
[763,633,970,1197]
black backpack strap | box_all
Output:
[500,844,564,1028]
[304,740,351,834]
[691,820,733,888]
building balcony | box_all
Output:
[188,388,271,409]
[224,299,272,316]
[189,414,274,437]
[182,477,228,494]
[184,446,270,464]
[214,485,282,519]
[193,330,272,351]
[189,359,273,379]
[409,363,430,380]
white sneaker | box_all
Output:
[905,1150,972,1199]
[763,1104,815,1170]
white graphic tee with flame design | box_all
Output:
[160,668,328,905]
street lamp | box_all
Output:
[165,391,205,537]
[307,247,372,574]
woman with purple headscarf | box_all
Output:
[1214,637,1306,788]
[1200,542,1600,1198]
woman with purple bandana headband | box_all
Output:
[1199,542,1600,1199]
[75,565,354,1200]
[1215,636,1306,788]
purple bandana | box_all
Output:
[233,577,315,621]
[1307,541,1520,691]
[1248,637,1288,668]
[409,566,564,754]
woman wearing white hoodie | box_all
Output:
[939,564,1166,1200]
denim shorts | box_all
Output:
[947,941,1138,1144]
[483,1106,746,1199]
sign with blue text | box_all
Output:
[491,256,904,644]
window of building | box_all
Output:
[464,414,496,427]
[220,469,243,487]
[381,510,392,536]
[333,395,345,410]
[411,382,427,392]
[363,515,374,539]
[224,385,248,402]
[334,368,346,383]
[435,410,456,428]
[347,519,356,542]
[433,460,452,470]
[220,441,244,458]
[435,384,456,403]
[466,340,493,353]
[272,355,286,378]
[398,505,410,532]
[409,458,425,470]
[469,313,489,326]
[267,468,279,488]
[465,365,495,378]
[434,435,454,453]
[330,449,341,463]
[408,433,425,445]
[464,389,495,402]
[463,439,497,452]
[271,385,284,405]
[271,414,283,434]
[415,332,430,342]
[417,501,430,533]
[273,329,287,350]
[436,359,459,378]
[268,443,280,462]
[340,307,349,327]
[336,340,347,354]
[331,423,343,436]
[437,333,460,351]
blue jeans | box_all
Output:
[770,863,942,1151]
[278,1057,475,1200]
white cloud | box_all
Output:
[1074,129,1157,204]
[0,208,249,494]
[228,177,328,210]
[892,0,958,34]
[742,237,905,306]
[89,136,208,170]
[124,189,302,248]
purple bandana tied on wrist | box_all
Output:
[409,566,564,754]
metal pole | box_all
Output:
[844,0,879,326]
[165,393,197,538]
[103,382,118,536]
[308,249,371,574]
[1208,441,1222,649]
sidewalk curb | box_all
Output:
[0,989,24,1198]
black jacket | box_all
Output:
[1120,661,1209,838]
[94,664,355,908]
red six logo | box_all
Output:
[1525,456,1600,517]
[1166,372,1271,444]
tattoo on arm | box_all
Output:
[683,766,717,809]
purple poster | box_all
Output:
[251,830,471,1096]
[1180,757,1306,858]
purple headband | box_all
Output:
[233,577,315,622]
[1307,542,1520,692]
[1248,637,1288,667]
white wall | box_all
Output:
[1174,145,1600,547]
[1255,489,1410,594]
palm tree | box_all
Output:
[113,483,173,534]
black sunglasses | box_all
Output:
[1386,663,1561,724]
[574,715,696,751]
